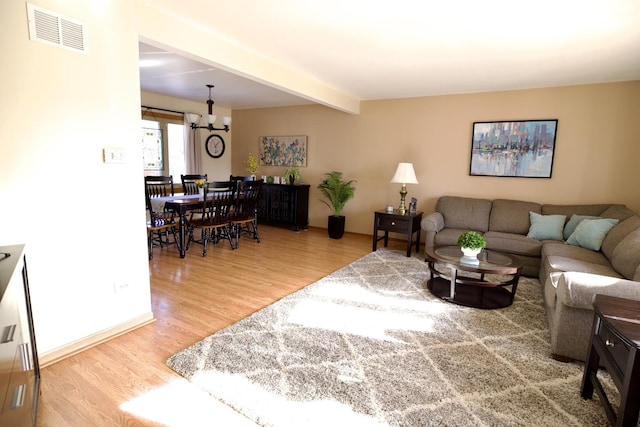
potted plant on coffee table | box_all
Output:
[318,171,356,239]
[457,231,486,258]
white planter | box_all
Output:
[460,247,481,257]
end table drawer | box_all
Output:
[598,323,630,375]
[377,216,408,231]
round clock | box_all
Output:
[205,134,225,158]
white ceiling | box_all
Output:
[139,0,640,111]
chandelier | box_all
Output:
[186,84,231,132]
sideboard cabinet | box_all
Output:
[257,184,309,231]
[0,245,40,427]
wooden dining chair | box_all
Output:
[144,175,174,199]
[230,175,253,192]
[181,174,208,195]
[230,179,263,247]
[144,187,179,260]
[187,181,236,256]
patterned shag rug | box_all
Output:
[167,249,618,426]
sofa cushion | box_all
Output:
[490,199,541,234]
[610,227,640,280]
[436,196,491,232]
[544,255,623,278]
[542,204,612,217]
[602,215,640,259]
[434,228,471,247]
[566,218,619,251]
[541,241,611,266]
[563,215,600,240]
[484,231,541,256]
[527,212,566,241]
[600,204,637,222]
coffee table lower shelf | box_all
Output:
[427,276,516,309]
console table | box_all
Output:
[372,210,423,257]
[581,294,640,427]
[257,184,309,231]
[0,245,40,426]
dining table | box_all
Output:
[150,193,209,258]
[150,189,239,258]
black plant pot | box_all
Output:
[327,215,346,239]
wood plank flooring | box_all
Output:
[37,225,413,426]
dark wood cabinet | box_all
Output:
[0,245,39,427]
[581,294,640,427]
[257,184,309,231]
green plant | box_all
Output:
[245,153,259,174]
[456,231,486,249]
[317,171,356,217]
[284,167,301,182]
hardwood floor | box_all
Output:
[37,225,414,426]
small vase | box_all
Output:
[198,187,204,198]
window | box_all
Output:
[141,114,185,177]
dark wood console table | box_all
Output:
[257,184,309,231]
[581,294,640,427]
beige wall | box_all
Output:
[1,0,152,354]
[232,81,640,235]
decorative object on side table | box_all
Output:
[245,153,259,179]
[318,171,356,239]
[390,162,418,215]
[284,167,300,185]
[457,231,486,262]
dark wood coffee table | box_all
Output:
[425,246,522,309]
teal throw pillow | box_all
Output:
[566,218,619,251]
[563,215,601,240]
[527,212,566,241]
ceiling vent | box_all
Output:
[27,3,88,54]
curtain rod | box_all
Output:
[141,105,185,115]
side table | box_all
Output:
[372,210,423,257]
[581,294,640,427]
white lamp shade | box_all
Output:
[186,113,200,125]
[390,162,418,184]
[222,116,232,126]
[207,114,217,125]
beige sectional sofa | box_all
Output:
[421,196,640,361]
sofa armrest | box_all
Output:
[421,212,444,248]
[421,212,444,233]
[553,271,640,310]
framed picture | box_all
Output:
[259,135,307,167]
[469,120,558,178]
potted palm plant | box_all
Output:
[284,167,300,185]
[318,171,356,239]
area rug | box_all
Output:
[167,249,618,426]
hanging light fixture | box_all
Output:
[186,84,231,132]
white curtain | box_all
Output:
[184,113,202,174]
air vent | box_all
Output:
[27,3,88,54]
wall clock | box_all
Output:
[205,134,225,158]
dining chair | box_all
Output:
[144,175,174,199]
[230,175,253,192]
[145,187,179,260]
[230,179,263,247]
[187,181,236,256]
[181,174,208,195]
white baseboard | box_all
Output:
[39,312,156,368]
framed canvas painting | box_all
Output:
[259,135,307,167]
[469,120,558,178]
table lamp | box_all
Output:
[390,162,418,215]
